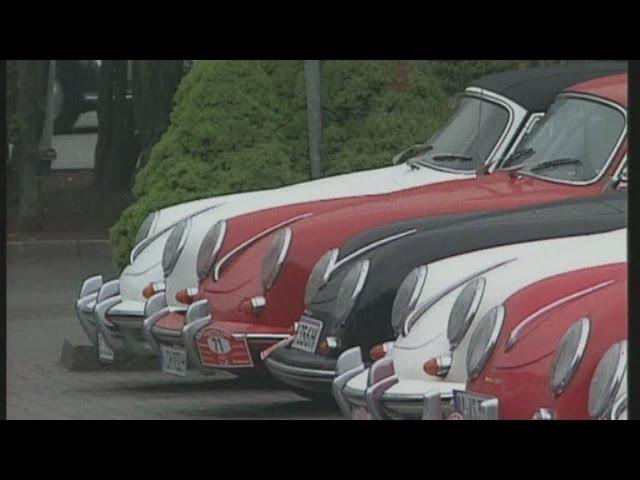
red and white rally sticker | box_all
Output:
[447,412,464,420]
[196,326,253,368]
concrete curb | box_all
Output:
[7,239,112,260]
[60,338,160,372]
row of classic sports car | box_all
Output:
[75,61,629,419]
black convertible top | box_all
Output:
[469,61,627,112]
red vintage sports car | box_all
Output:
[144,74,627,380]
[446,262,627,420]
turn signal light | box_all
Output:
[369,341,394,361]
[175,287,199,305]
[423,355,452,378]
[142,281,166,299]
[318,337,340,356]
[238,296,267,317]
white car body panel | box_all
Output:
[162,164,466,305]
[346,228,627,400]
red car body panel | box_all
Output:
[154,75,628,371]
[468,263,627,420]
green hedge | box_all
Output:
[110,60,554,270]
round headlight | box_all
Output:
[335,260,370,324]
[447,277,486,349]
[391,266,428,335]
[466,305,505,380]
[162,218,191,276]
[196,220,227,280]
[588,340,627,419]
[135,212,158,246]
[304,249,338,307]
[550,317,591,397]
[261,228,292,291]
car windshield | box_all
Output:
[410,95,509,171]
[502,96,626,183]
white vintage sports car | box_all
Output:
[333,227,627,419]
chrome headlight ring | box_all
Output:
[466,305,506,381]
[162,217,192,276]
[447,277,486,349]
[261,228,293,291]
[588,340,627,419]
[304,248,339,307]
[550,317,591,398]
[196,220,227,280]
[335,260,370,325]
[391,266,428,336]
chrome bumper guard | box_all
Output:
[75,275,104,346]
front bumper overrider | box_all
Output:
[92,279,157,357]
[333,347,464,420]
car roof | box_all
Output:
[469,61,627,111]
[564,73,627,107]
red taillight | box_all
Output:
[369,341,393,361]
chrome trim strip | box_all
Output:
[243,333,291,341]
[403,257,517,336]
[517,93,627,187]
[495,112,546,170]
[214,213,313,281]
[331,229,417,274]
[464,87,520,163]
[505,280,616,351]
[130,203,222,264]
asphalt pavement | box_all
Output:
[6,254,341,419]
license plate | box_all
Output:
[291,316,323,353]
[352,406,372,420]
[97,333,114,363]
[451,390,498,420]
[160,345,187,376]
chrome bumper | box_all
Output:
[181,301,289,375]
[264,357,337,393]
[93,279,154,357]
[75,275,104,346]
[333,348,460,420]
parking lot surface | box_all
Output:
[6,255,341,419]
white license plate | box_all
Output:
[160,345,187,377]
[291,317,323,353]
[452,390,498,420]
[97,333,114,363]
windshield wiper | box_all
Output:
[431,154,474,163]
[395,143,434,166]
[499,147,536,170]
[526,157,582,173]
